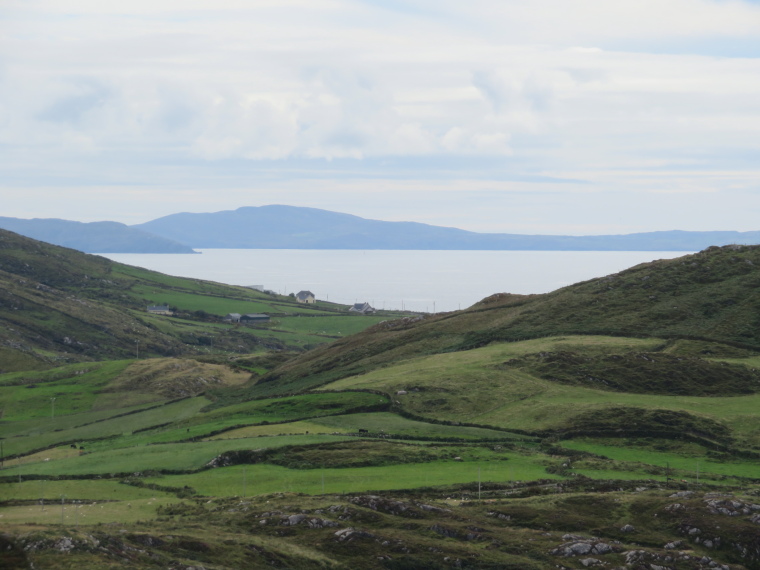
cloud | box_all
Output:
[1,0,760,233]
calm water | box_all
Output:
[101,249,688,313]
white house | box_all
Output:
[296,291,316,304]
[349,302,375,315]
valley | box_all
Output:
[2,231,760,569]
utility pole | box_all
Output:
[478,466,481,500]
[51,397,56,419]
[243,467,246,498]
[61,495,65,525]
[135,340,139,359]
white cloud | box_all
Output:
[1,0,760,232]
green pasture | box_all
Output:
[0,360,133,421]
[131,284,347,319]
[0,361,108,387]
[206,420,352,439]
[561,439,760,480]
[136,312,226,335]
[2,434,355,477]
[247,328,336,348]
[131,391,388,444]
[276,315,387,337]
[144,457,559,497]
[115,264,280,301]
[1,401,164,440]
[308,412,527,440]
[113,264,212,290]
[208,412,524,442]
[2,397,209,458]
[3,391,386,460]
[0,478,175,502]
[131,284,279,315]
[321,336,760,444]
[204,391,388,422]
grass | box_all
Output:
[4,243,760,569]
[206,420,354,439]
[318,336,760,447]
[0,360,133,421]
[561,439,760,480]
[0,479,176,502]
[276,315,388,336]
[143,457,559,497]
[209,412,521,441]
[131,285,285,316]
[0,497,184,526]
[2,397,210,458]
[307,412,526,440]
[2,435,356,476]
[262,247,760,402]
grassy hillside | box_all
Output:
[0,228,399,370]
[255,245,760,396]
[3,243,760,569]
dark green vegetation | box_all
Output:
[502,350,760,395]
[2,240,760,569]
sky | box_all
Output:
[2,0,760,235]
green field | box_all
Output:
[320,335,760,447]
[143,456,558,497]
[561,438,760,480]
[4,241,760,569]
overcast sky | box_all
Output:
[2,0,760,234]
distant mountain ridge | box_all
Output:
[134,205,760,251]
[0,217,196,254]
[4,206,760,253]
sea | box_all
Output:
[100,249,689,313]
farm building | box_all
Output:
[241,313,270,323]
[147,305,173,315]
[349,302,375,315]
[296,291,316,304]
[223,313,242,322]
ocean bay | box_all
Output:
[101,249,687,313]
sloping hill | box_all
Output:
[240,245,760,453]
[134,204,760,250]
[0,229,387,370]
[255,245,760,396]
[0,217,195,253]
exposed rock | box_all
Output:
[551,538,617,557]
[334,527,375,542]
[705,497,760,517]
[350,495,419,517]
[417,503,451,514]
[620,524,635,533]
[429,524,460,539]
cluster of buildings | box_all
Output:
[147,289,377,322]
[296,290,376,314]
